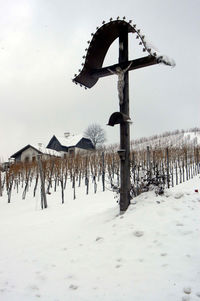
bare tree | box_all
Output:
[84,123,106,149]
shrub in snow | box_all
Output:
[130,169,167,198]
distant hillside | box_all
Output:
[131,127,200,150]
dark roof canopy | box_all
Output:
[73,19,175,88]
[11,145,42,159]
[73,20,136,88]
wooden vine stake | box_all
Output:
[37,155,47,209]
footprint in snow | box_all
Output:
[37,274,46,281]
[196,292,200,298]
[183,231,193,235]
[183,287,192,294]
[134,231,144,237]
[116,258,122,262]
[95,236,104,242]
[69,284,78,290]
[182,296,190,301]
[29,285,39,291]
[65,274,75,280]
[160,253,167,257]
[173,207,181,211]
[174,192,184,199]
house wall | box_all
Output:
[74,148,93,155]
[15,154,22,162]
[21,148,40,162]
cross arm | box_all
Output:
[92,55,158,79]
[73,55,158,88]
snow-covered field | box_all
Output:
[0,176,200,301]
[131,130,200,150]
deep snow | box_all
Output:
[0,176,200,301]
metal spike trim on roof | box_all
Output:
[72,17,175,88]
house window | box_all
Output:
[68,148,75,156]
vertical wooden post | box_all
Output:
[102,152,105,192]
[60,175,64,204]
[37,155,47,209]
[0,171,2,197]
[166,148,170,188]
[73,174,76,200]
[197,148,199,173]
[85,156,89,195]
[147,146,152,180]
[119,26,130,212]
[175,161,178,185]
[185,150,188,181]
[196,147,199,174]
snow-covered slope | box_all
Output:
[131,129,200,151]
[0,176,200,301]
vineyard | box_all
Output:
[1,142,200,209]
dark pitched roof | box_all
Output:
[10,145,42,159]
[47,134,94,149]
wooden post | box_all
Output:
[60,175,64,204]
[0,171,2,197]
[119,26,130,213]
[7,175,13,203]
[197,148,199,174]
[37,155,47,209]
[102,152,105,192]
[196,147,199,174]
[185,150,188,181]
[147,146,152,180]
[175,161,178,185]
[73,174,76,200]
[166,148,170,188]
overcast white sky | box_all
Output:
[0,0,200,160]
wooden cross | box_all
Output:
[73,18,174,213]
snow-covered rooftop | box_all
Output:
[33,144,61,157]
[57,134,86,147]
